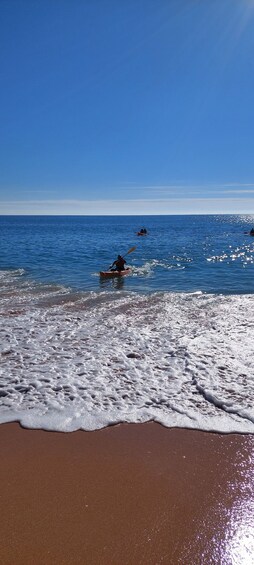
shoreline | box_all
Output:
[0,422,253,564]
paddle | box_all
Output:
[123,245,136,257]
[108,246,136,270]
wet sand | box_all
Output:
[0,422,253,565]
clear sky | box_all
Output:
[1,0,254,215]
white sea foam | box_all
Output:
[0,279,253,433]
[131,258,186,277]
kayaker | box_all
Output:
[110,255,126,272]
[250,228,254,236]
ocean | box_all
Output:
[0,214,253,433]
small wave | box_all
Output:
[132,259,186,277]
[0,267,26,280]
[132,262,154,276]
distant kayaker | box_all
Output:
[250,228,254,236]
[110,255,127,272]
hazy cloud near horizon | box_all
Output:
[1,196,254,216]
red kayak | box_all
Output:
[99,268,132,278]
[137,231,147,236]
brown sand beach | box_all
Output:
[0,422,253,565]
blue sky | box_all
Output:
[1,0,254,215]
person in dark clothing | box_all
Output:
[110,255,126,272]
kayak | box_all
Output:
[137,232,147,236]
[99,268,132,278]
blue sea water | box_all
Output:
[0,214,254,294]
[0,214,254,434]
